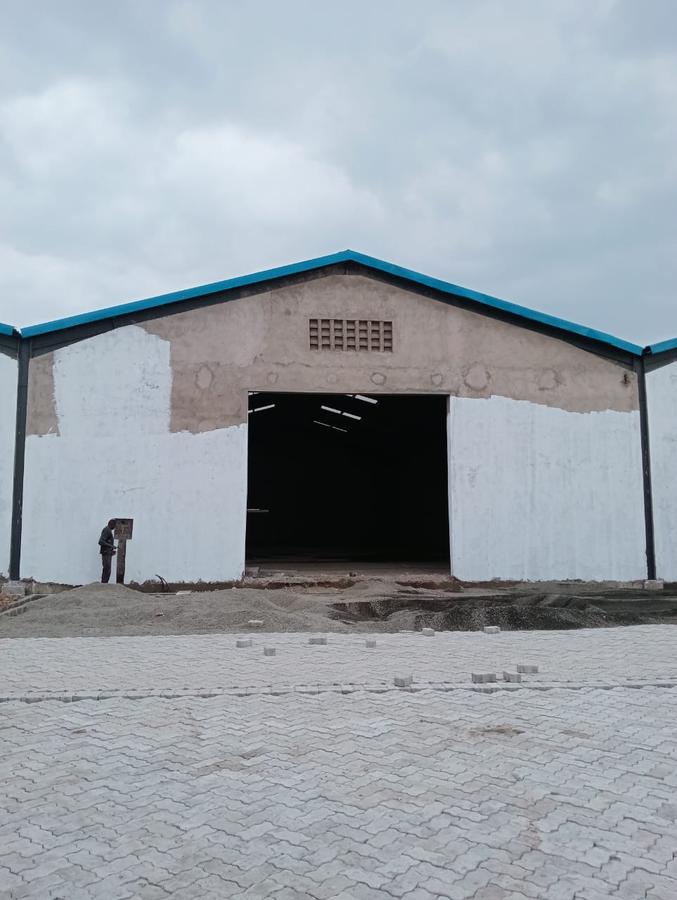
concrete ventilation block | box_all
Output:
[483,626,501,634]
[471,673,497,684]
[516,664,538,674]
[503,671,522,683]
[263,647,276,656]
[394,675,413,687]
[644,580,664,591]
[236,639,252,648]
[309,636,327,645]
[365,639,377,648]
[421,627,435,637]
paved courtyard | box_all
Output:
[2,626,677,899]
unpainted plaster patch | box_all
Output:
[538,369,560,391]
[26,353,59,436]
[136,272,640,433]
[196,365,213,391]
[463,364,490,392]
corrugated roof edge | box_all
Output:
[19,249,643,355]
[646,337,677,355]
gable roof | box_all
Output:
[18,249,643,355]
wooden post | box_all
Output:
[113,518,134,585]
[116,539,127,584]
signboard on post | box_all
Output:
[114,519,134,541]
[113,518,133,584]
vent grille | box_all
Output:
[309,319,393,352]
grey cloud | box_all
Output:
[0,0,675,345]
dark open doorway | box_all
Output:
[245,392,450,569]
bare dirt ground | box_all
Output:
[2,576,677,638]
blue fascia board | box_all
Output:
[20,248,643,355]
[646,337,677,356]
[0,322,17,337]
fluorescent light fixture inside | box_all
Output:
[248,403,275,413]
[313,419,347,433]
[320,404,361,421]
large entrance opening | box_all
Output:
[245,392,450,572]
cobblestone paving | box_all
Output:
[2,625,677,700]
[2,628,677,899]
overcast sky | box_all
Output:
[1,1,676,344]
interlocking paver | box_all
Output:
[1,627,677,899]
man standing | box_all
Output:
[99,519,117,583]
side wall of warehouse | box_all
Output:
[0,348,18,577]
[646,360,677,581]
[20,271,648,584]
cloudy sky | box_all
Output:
[1,1,676,344]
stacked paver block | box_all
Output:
[472,673,497,683]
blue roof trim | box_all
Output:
[646,337,677,355]
[347,251,642,356]
[20,251,351,338]
[20,249,642,355]
[0,322,16,337]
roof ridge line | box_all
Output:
[14,249,644,355]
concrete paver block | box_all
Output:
[394,675,413,687]
[309,636,327,645]
[365,639,376,648]
[421,627,435,637]
[644,580,664,591]
[503,671,522,683]
[472,673,497,683]
[517,664,538,674]
[483,626,501,634]
[236,639,252,648]
[3,582,27,598]
[263,647,276,656]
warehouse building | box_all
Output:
[0,250,672,585]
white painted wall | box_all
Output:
[448,395,646,581]
[646,362,677,580]
[0,352,17,576]
[21,326,248,584]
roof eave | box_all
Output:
[18,249,642,357]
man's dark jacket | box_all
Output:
[99,526,115,556]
